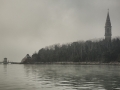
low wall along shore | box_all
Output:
[22,62,120,65]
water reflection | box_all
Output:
[23,65,120,90]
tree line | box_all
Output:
[21,38,120,63]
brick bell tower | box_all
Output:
[105,9,112,41]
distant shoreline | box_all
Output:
[1,62,120,65]
[20,62,120,65]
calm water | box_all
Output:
[0,64,120,90]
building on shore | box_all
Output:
[3,58,8,64]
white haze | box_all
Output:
[0,0,120,62]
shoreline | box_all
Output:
[20,62,120,65]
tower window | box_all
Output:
[107,28,109,33]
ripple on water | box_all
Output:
[1,65,120,90]
[114,88,120,90]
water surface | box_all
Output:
[0,64,120,90]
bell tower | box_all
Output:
[105,9,112,41]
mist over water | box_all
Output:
[0,64,120,90]
[0,0,120,62]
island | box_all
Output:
[21,38,120,64]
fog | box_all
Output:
[0,0,120,62]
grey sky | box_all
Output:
[0,0,120,62]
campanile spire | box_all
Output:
[105,9,112,41]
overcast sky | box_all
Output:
[0,0,120,62]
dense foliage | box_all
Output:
[25,38,120,63]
